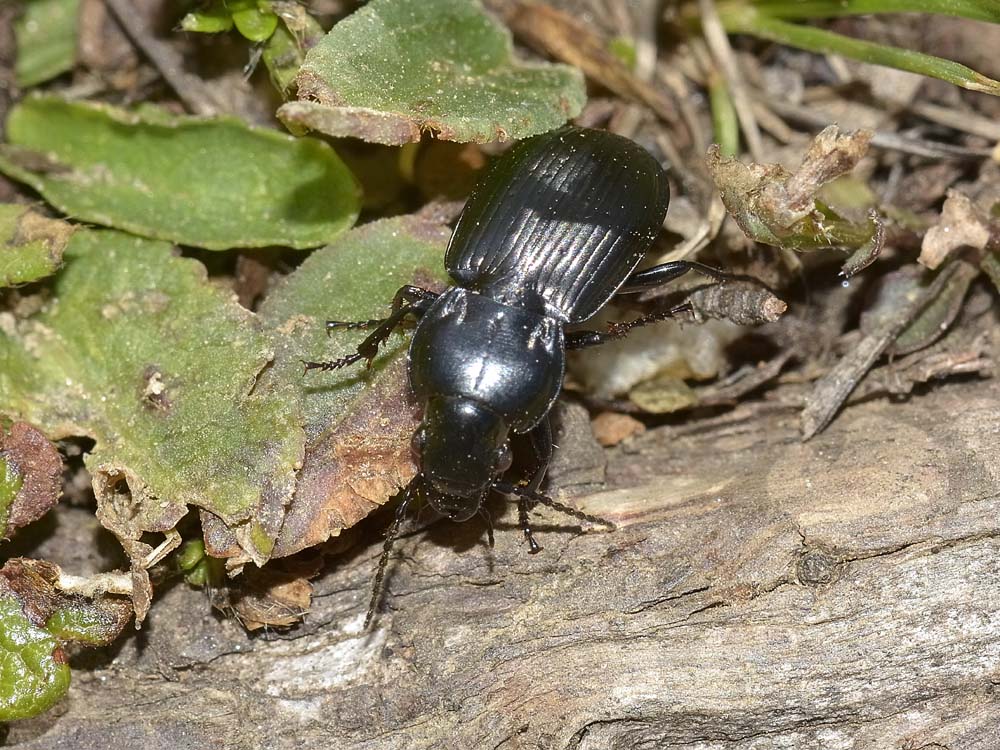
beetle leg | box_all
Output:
[325,318,383,334]
[304,296,436,373]
[525,415,554,494]
[565,303,692,350]
[325,285,439,334]
[617,260,736,294]
[479,508,496,549]
[518,497,543,554]
[365,480,416,629]
[498,481,615,529]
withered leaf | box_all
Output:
[920,190,995,270]
[0,558,133,642]
[707,126,880,277]
[861,261,980,357]
[230,556,321,630]
[0,422,62,539]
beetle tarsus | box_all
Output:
[302,353,365,373]
[517,496,543,554]
[606,302,693,337]
[498,480,615,531]
[315,292,438,374]
[565,302,694,350]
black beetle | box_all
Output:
[306,126,729,625]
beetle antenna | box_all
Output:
[365,479,417,629]
[494,482,615,530]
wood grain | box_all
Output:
[11,378,1000,750]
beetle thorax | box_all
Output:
[407,288,566,433]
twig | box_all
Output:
[800,261,970,440]
[492,0,681,127]
[103,0,220,115]
[767,98,995,160]
[631,0,660,83]
[697,0,764,160]
[908,100,1000,142]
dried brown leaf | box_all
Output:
[0,422,62,539]
[920,190,993,270]
[590,412,645,448]
[801,262,965,440]
[0,558,133,642]
[272,358,421,558]
[230,557,321,630]
[862,261,980,357]
[495,0,680,127]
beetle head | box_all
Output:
[412,395,512,520]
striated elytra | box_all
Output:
[306,126,732,626]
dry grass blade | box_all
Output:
[800,261,979,439]
[492,0,681,126]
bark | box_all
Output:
[8,378,1000,750]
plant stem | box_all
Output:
[721,6,1000,95]
[745,0,1000,23]
[708,72,740,156]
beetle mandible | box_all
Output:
[306,126,730,625]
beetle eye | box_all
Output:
[411,428,427,457]
[496,443,513,474]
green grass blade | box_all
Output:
[746,0,1000,23]
[708,73,740,157]
[723,8,1000,95]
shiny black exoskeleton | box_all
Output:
[306,126,729,625]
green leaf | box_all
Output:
[723,7,1000,96]
[0,204,74,287]
[232,7,278,42]
[278,0,586,144]
[607,36,638,70]
[44,605,118,645]
[0,558,132,719]
[746,0,1000,23]
[179,1,234,34]
[257,215,450,556]
[262,5,326,96]
[176,538,224,587]
[0,95,360,250]
[0,595,70,721]
[14,0,80,88]
[0,229,304,568]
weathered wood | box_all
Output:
[10,378,1000,750]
